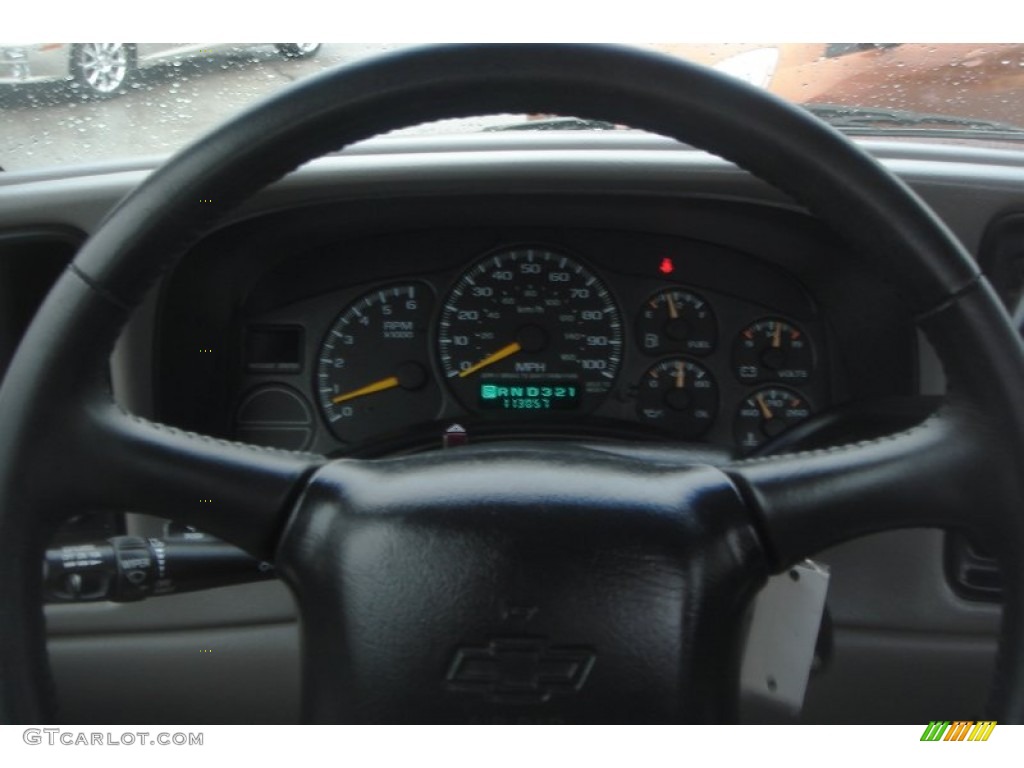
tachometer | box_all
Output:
[438,247,622,413]
[317,283,441,444]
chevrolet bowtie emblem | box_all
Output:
[445,637,596,704]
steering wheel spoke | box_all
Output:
[84,407,321,558]
[726,410,993,568]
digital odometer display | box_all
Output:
[438,247,622,414]
[479,382,581,410]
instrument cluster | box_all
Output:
[232,235,832,457]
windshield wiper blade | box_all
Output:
[485,106,1024,140]
[484,117,620,132]
[804,103,1024,135]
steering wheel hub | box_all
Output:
[279,447,764,722]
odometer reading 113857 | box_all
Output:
[438,247,622,413]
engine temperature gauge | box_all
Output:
[733,318,814,384]
[635,358,718,439]
[734,387,813,452]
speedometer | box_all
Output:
[438,247,622,413]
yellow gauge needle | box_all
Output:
[772,322,782,349]
[458,341,523,378]
[666,292,679,320]
[755,394,773,420]
[674,361,686,388]
[331,375,400,404]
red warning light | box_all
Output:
[659,257,675,275]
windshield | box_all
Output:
[2,42,1023,172]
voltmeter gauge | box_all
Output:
[734,387,813,452]
[733,318,814,384]
[635,358,718,439]
[317,283,440,444]
[635,288,717,356]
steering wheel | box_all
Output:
[2,44,1024,724]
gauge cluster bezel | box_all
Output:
[225,231,833,456]
[153,193,918,459]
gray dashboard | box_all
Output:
[2,132,1019,723]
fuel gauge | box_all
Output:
[635,288,717,356]
[733,318,814,384]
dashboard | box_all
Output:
[2,132,1022,723]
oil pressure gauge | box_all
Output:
[635,358,718,439]
[733,318,814,384]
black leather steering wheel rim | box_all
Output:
[2,43,1024,723]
